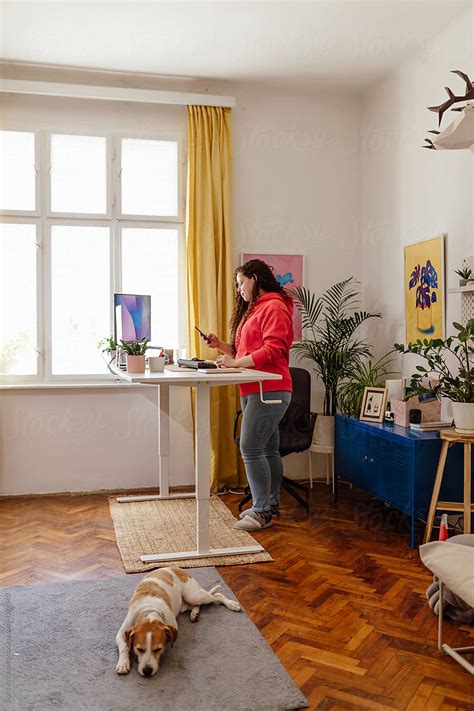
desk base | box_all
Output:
[140,544,264,563]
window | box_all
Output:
[0,222,38,375]
[0,128,184,381]
[0,130,37,212]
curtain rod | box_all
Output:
[0,79,236,108]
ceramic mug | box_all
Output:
[149,356,166,372]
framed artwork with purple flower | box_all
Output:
[241,252,303,341]
[404,235,445,344]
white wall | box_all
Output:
[0,70,361,493]
[0,385,195,495]
[360,7,473,368]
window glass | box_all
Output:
[121,227,179,348]
[121,139,178,216]
[51,225,110,374]
[0,223,37,375]
[51,134,107,214]
[0,131,36,211]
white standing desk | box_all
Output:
[110,364,282,563]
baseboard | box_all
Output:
[0,485,196,501]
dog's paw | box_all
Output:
[227,599,241,612]
[190,609,200,623]
[116,658,131,675]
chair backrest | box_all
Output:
[278,367,315,457]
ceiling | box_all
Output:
[0,1,471,91]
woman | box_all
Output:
[202,259,294,531]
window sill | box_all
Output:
[0,381,142,390]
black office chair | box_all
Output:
[233,367,317,513]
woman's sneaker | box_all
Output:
[239,505,280,519]
[234,510,272,530]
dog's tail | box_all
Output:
[209,585,221,595]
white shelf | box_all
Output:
[448,285,474,294]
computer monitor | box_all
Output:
[114,293,151,343]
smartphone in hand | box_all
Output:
[194,326,211,344]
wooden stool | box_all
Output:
[424,429,474,543]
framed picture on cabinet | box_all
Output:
[359,387,388,423]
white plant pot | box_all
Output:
[311,414,335,453]
[452,402,474,436]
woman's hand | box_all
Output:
[205,332,221,349]
[216,354,238,368]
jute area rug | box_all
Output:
[0,569,308,710]
[109,495,273,573]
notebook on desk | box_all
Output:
[176,358,243,374]
[199,367,244,374]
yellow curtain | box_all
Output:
[186,105,245,491]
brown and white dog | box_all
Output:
[116,565,241,677]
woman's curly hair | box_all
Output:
[229,259,290,354]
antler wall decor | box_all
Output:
[423,70,474,150]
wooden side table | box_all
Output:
[424,429,474,543]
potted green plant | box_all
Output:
[338,352,397,417]
[97,336,117,373]
[455,261,472,287]
[291,277,382,451]
[394,319,474,434]
[120,337,150,373]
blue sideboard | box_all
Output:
[334,415,474,547]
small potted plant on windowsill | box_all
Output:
[97,336,117,373]
[395,319,474,434]
[120,337,150,373]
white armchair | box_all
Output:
[420,537,474,674]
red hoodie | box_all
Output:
[235,292,294,397]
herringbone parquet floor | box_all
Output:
[1,484,473,710]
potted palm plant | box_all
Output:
[120,337,150,373]
[394,319,474,434]
[338,352,397,417]
[291,277,382,450]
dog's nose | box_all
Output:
[142,666,153,677]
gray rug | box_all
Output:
[0,568,308,711]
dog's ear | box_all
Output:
[165,625,177,646]
[124,627,135,651]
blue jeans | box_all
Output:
[239,391,292,513]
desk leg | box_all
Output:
[195,382,210,553]
[117,384,193,504]
[464,443,471,534]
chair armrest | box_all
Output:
[233,410,243,444]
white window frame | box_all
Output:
[115,133,184,223]
[1,126,186,384]
[45,218,113,382]
[118,221,188,353]
[0,215,43,382]
[45,131,113,220]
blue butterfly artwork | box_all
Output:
[275,272,294,287]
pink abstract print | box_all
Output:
[242,253,303,340]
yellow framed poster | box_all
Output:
[404,235,445,344]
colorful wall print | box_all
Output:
[404,235,444,344]
[242,253,303,341]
